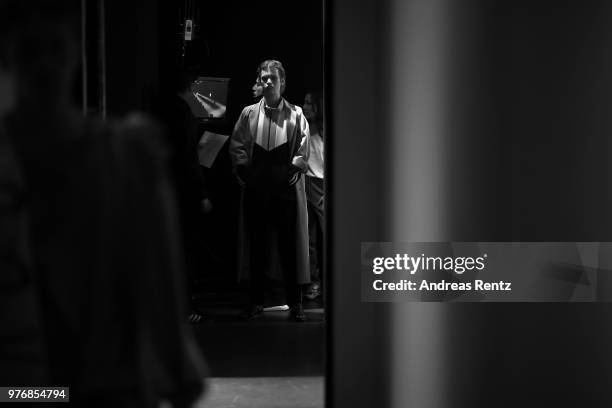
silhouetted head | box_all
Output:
[252,80,263,100]
[303,90,324,135]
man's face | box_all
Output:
[260,67,283,99]
[303,93,316,120]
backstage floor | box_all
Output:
[191,295,326,408]
[196,377,323,408]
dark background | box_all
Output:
[102,0,323,132]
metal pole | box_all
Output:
[98,0,106,119]
[81,0,87,116]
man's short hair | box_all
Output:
[257,59,286,94]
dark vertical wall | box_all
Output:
[503,1,612,240]
[329,0,392,406]
[332,0,612,407]
[459,3,612,406]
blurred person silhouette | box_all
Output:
[0,2,206,406]
[154,70,212,324]
[230,59,311,322]
[0,68,48,387]
[303,91,325,302]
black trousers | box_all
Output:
[245,188,301,307]
[306,176,324,284]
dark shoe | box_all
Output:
[289,304,306,322]
[305,282,321,300]
[240,304,264,320]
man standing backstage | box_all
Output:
[230,60,310,321]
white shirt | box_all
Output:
[306,132,324,179]
[255,99,288,151]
